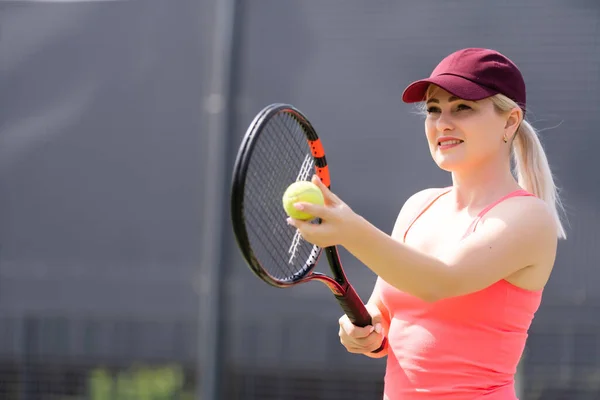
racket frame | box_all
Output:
[232,104,342,292]
[231,103,386,352]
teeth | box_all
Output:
[439,139,462,146]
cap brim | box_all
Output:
[401,74,498,103]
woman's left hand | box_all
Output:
[287,175,359,248]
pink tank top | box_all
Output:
[378,188,542,400]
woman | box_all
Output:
[287,48,567,399]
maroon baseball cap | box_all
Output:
[401,48,526,112]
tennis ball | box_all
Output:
[282,181,325,220]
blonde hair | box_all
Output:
[490,94,567,239]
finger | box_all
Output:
[367,337,386,352]
[338,328,367,348]
[364,304,385,334]
[345,329,381,344]
[286,218,321,239]
[354,333,385,350]
[345,345,370,353]
[312,174,341,204]
[344,345,368,354]
[374,323,383,334]
[312,174,329,190]
[292,201,331,220]
[286,217,312,230]
[341,318,374,338]
[342,336,383,353]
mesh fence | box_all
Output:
[0,312,600,399]
[1,0,599,399]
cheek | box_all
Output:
[424,120,437,145]
[464,129,503,159]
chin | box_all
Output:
[432,155,469,173]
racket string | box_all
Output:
[242,111,318,281]
[244,184,302,279]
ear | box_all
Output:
[504,107,523,140]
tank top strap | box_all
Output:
[462,189,536,238]
[403,187,453,243]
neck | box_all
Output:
[450,158,520,210]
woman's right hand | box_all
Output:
[338,303,387,354]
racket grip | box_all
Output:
[335,283,387,354]
[334,283,372,327]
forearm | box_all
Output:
[343,215,452,302]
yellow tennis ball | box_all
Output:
[282,181,325,220]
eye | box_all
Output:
[456,104,472,111]
[426,106,441,114]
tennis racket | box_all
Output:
[230,103,386,353]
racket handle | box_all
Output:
[334,283,372,327]
[335,283,387,354]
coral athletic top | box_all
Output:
[378,188,541,400]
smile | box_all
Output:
[438,139,464,149]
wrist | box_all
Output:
[340,212,368,248]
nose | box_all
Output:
[436,112,454,132]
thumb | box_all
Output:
[365,303,384,334]
[341,318,375,338]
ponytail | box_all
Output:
[492,94,567,239]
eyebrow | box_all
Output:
[426,96,470,104]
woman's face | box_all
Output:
[424,86,517,173]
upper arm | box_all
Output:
[438,196,558,298]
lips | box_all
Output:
[438,136,464,146]
[438,139,463,146]
[437,137,464,150]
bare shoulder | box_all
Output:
[482,195,557,237]
[405,187,446,209]
[478,195,559,269]
[465,195,558,289]
[391,187,448,237]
